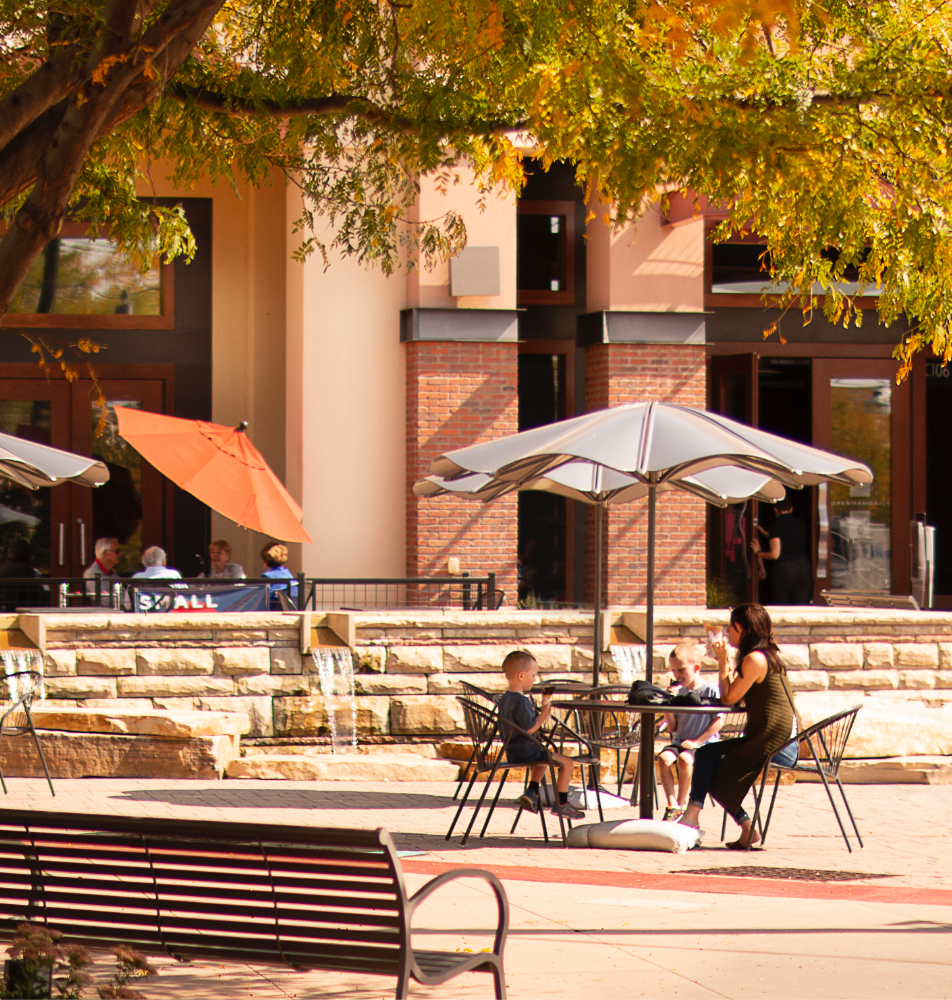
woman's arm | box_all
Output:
[719,652,768,705]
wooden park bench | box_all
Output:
[0,810,508,999]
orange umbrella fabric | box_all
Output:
[114,407,312,544]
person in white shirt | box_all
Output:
[132,546,182,579]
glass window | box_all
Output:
[829,378,892,592]
[710,243,879,297]
[92,401,144,576]
[518,214,568,292]
[0,401,53,576]
[9,238,161,315]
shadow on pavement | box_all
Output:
[112,788,456,809]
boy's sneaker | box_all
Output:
[551,802,585,820]
[662,806,683,822]
[518,790,540,814]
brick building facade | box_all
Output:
[583,343,708,606]
[405,341,519,600]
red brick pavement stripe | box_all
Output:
[400,860,952,907]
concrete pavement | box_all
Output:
[1,777,949,998]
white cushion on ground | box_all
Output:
[566,819,700,852]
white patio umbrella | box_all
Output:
[0,432,109,489]
[415,401,873,817]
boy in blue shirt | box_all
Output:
[657,641,723,822]
[496,650,585,820]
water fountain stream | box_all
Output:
[609,644,645,688]
[310,647,357,753]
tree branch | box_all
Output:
[167,83,526,135]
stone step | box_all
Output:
[0,730,235,779]
[226,753,460,781]
[796,755,952,784]
[29,707,250,739]
[243,743,440,758]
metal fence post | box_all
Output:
[488,572,496,609]
[296,573,306,610]
[462,572,471,611]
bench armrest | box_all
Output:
[406,868,509,958]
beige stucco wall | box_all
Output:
[139,165,288,575]
[587,201,705,312]
[407,167,517,310]
[284,186,408,578]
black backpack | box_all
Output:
[626,680,673,706]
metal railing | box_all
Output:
[0,573,500,612]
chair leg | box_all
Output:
[589,765,604,822]
[745,766,771,852]
[537,778,549,843]
[629,754,640,807]
[24,706,53,797]
[491,958,507,1000]
[809,742,853,853]
[446,764,480,840]
[760,771,783,846]
[452,747,477,800]
[835,778,863,848]
[0,716,8,795]
[480,769,509,839]
[547,761,568,848]
[510,801,524,834]
[720,807,727,841]
[461,764,500,846]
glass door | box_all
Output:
[708,354,760,604]
[812,360,911,598]
[0,381,73,577]
[71,380,168,577]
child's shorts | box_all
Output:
[505,747,549,766]
[658,743,694,759]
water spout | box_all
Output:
[310,647,357,753]
[610,644,645,688]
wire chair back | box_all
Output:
[460,680,499,706]
[791,705,861,780]
[457,697,503,772]
[0,668,43,731]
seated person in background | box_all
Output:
[132,546,182,579]
[84,537,121,606]
[656,641,724,822]
[496,650,585,820]
[200,539,245,579]
[261,542,297,609]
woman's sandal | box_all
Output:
[725,838,762,850]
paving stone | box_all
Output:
[272,695,390,736]
[810,643,864,669]
[194,696,271,737]
[828,669,899,690]
[863,642,895,669]
[118,676,235,698]
[390,695,465,735]
[136,648,215,676]
[901,671,936,690]
[385,646,443,674]
[76,649,137,675]
[270,648,303,674]
[778,644,810,670]
[353,647,386,673]
[0,731,236,778]
[353,674,428,696]
[427,673,508,695]
[42,650,76,676]
[788,670,829,691]
[213,647,270,676]
[46,676,117,700]
[895,643,940,668]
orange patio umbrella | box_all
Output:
[114,407,312,544]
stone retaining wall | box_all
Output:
[9,607,952,757]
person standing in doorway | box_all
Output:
[752,501,813,604]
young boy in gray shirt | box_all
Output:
[656,641,723,822]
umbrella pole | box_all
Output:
[639,482,657,819]
[593,503,604,687]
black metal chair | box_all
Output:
[0,669,54,797]
[448,698,603,848]
[747,704,863,852]
[451,681,502,801]
[569,685,649,799]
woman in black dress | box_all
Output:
[679,603,795,849]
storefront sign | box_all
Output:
[133,584,269,613]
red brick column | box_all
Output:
[406,342,518,603]
[584,343,707,606]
